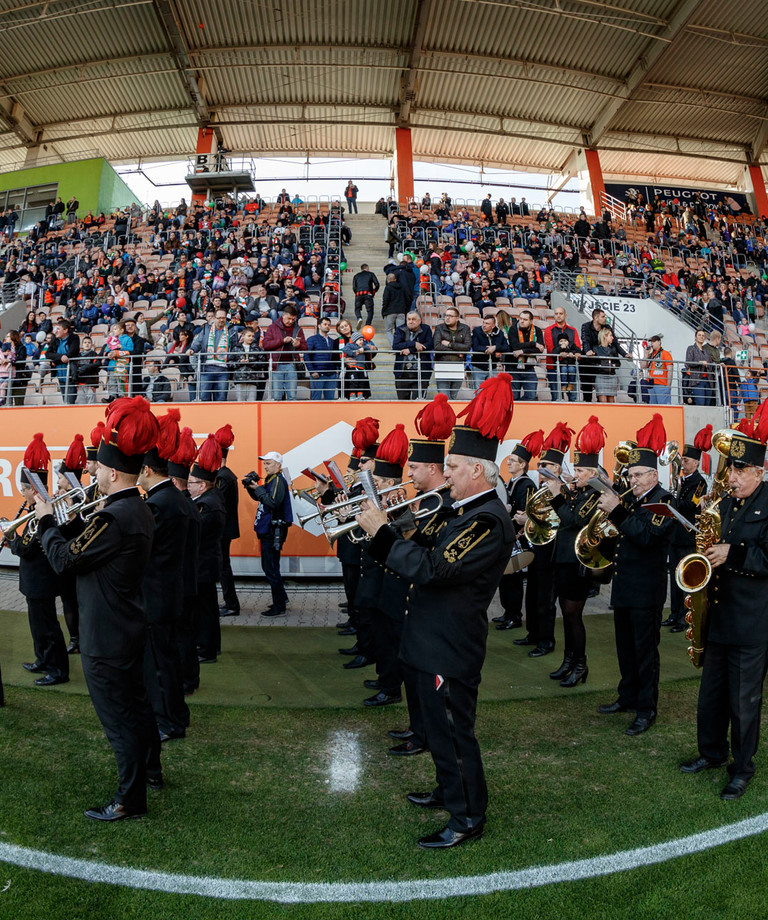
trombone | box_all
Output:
[322,489,444,545]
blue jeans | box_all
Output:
[648,383,671,405]
[548,366,577,401]
[471,367,490,390]
[512,367,537,401]
[259,536,288,609]
[272,362,298,400]
[692,380,711,406]
[310,373,337,400]
[200,365,230,402]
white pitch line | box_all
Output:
[1,812,768,903]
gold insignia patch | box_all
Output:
[407,442,414,458]
[628,449,641,464]
[442,521,490,563]
[70,516,109,555]
[448,430,456,452]
[731,439,746,459]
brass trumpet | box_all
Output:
[322,489,444,545]
[297,481,413,528]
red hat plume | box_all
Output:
[736,416,755,437]
[414,393,456,440]
[195,434,222,473]
[752,399,768,445]
[376,424,409,467]
[544,421,575,453]
[104,396,159,455]
[351,417,380,458]
[155,408,181,462]
[575,416,606,455]
[520,430,545,458]
[90,421,106,449]
[457,373,514,440]
[24,433,50,472]
[171,427,197,467]
[693,424,713,474]
[635,413,667,456]
[215,424,235,451]
[64,434,87,472]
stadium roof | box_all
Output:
[0,0,766,189]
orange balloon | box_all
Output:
[361,325,375,341]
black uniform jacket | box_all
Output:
[550,486,601,565]
[179,488,201,598]
[143,479,190,623]
[506,474,536,519]
[215,465,241,541]
[332,482,363,567]
[606,481,674,608]
[7,519,60,599]
[670,470,707,549]
[708,482,768,646]
[194,487,226,583]
[38,488,155,658]
[370,489,515,679]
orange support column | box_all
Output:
[748,164,768,220]
[394,127,414,208]
[584,148,606,216]
[191,127,216,207]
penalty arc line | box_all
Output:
[1,812,768,903]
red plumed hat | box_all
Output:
[457,373,514,442]
[373,424,409,478]
[635,413,667,455]
[414,394,456,441]
[191,433,222,482]
[62,434,87,474]
[154,408,181,462]
[99,396,159,474]
[510,429,545,463]
[751,399,768,446]
[691,423,713,474]
[215,423,235,453]
[351,416,380,459]
[543,421,575,453]
[90,421,106,449]
[575,416,607,455]
[168,427,197,478]
[24,432,50,473]
[736,416,755,437]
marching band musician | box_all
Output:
[681,416,768,800]
[10,434,70,688]
[514,422,574,659]
[663,425,709,634]
[84,421,105,502]
[35,397,161,820]
[596,413,675,736]
[56,433,89,656]
[215,425,241,619]
[138,409,191,742]
[357,375,515,849]
[494,430,542,631]
[543,416,606,688]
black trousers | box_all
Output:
[354,294,374,325]
[613,605,662,718]
[177,595,199,690]
[498,570,535,623]
[81,652,162,811]
[26,596,69,679]
[395,373,430,401]
[401,662,425,746]
[416,669,486,832]
[60,574,79,641]
[219,537,239,612]
[697,640,768,780]
[668,544,692,624]
[259,537,288,609]
[371,612,403,695]
[354,605,376,660]
[341,562,360,612]
[524,547,556,645]
[144,621,190,735]
[195,581,220,661]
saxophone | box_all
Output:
[674,429,735,668]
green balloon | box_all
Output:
[340,261,347,271]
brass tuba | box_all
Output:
[575,510,619,570]
[523,484,561,546]
[674,428,735,668]
[612,440,636,489]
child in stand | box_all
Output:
[101,320,134,401]
[555,332,580,401]
[76,336,101,404]
[739,367,760,421]
[0,341,15,404]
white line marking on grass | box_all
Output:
[1,812,768,902]
[327,730,362,793]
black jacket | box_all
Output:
[7,520,60,599]
[39,488,155,657]
[671,470,707,548]
[381,280,409,317]
[179,488,201,597]
[370,490,514,678]
[506,475,536,521]
[194,487,226,582]
[143,479,190,623]
[551,487,601,565]
[216,465,241,541]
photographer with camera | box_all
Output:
[243,452,293,617]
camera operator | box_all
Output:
[243,451,293,617]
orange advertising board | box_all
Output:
[0,402,684,573]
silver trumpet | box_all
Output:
[2,487,88,538]
[297,480,413,528]
[322,489,444,546]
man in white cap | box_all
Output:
[243,451,293,616]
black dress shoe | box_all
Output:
[198,655,217,664]
[495,620,522,631]
[337,626,356,636]
[625,715,656,735]
[84,801,146,822]
[491,614,507,623]
[680,756,728,774]
[21,661,45,673]
[219,608,240,618]
[721,777,750,800]
[363,679,381,690]
[598,701,632,714]
[363,690,402,707]
[338,602,348,610]
[159,729,186,743]
[407,791,445,809]
[670,623,686,633]
[660,616,675,627]
[147,775,165,790]
[528,643,555,658]
[512,635,536,646]
[262,607,286,618]
[389,728,414,740]
[343,655,373,669]
[335,619,351,629]
[389,740,426,756]
[33,674,69,687]
[417,824,484,849]
[66,638,80,654]
[339,644,359,656]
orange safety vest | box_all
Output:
[647,348,672,386]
